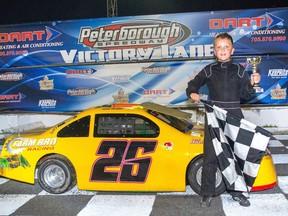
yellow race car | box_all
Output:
[0,103,277,194]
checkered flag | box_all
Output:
[202,100,271,192]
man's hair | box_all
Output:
[214,32,234,46]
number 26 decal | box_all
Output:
[90,140,157,182]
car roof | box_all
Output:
[78,103,192,123]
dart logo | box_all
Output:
[45,26,62,42]
[0,93,26,103]
[0,26,61,43]
[209,13,284,29]
[143,88,175,97]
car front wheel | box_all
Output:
[187,156,226,196]
[37,155,76,194]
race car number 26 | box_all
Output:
[90,140,157,182]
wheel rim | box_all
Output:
[196,167,222,187]
[43,164,66,188]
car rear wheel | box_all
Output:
[187,157,225,196]
[38,155,76,194]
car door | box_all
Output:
[77,112,191,192]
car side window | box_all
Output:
[57,115,90,137]
[94,114,159,137]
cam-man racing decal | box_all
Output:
[90,140,157,183]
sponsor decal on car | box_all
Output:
[6,137,57,154]
[164,142,173,150]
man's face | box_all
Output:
[213,38,235,62]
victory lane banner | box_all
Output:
[0,7,287,111]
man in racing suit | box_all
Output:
[186,32,260,207]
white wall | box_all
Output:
[0,106,287,141]
[242,106,288,134]
[0,113,73,140]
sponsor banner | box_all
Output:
[0,8,287,111]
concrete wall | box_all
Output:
[0,106,287,142]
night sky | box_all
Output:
[0,0,287,25]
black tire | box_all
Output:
[37,155,76,194]
[187,157,225,196]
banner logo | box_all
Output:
[141,66,171,74]
[0,26,61,43]
[78,20,191,49]
[0,72,24,81]
[266,13,284,29]
[113,88,129,103]
[67,88,97,96]
[66,68,97,76]
[268,69,288,78]
[112,75,131,83]
[0,93,26,103]
[39,76,54,90]
[143,88,175,97]
[270,84,286,100]
[209,13,284,29]
[39,99,57,108]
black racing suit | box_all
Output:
[186,59,254,196]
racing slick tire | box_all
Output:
[187,156,226,196]
[38,155,76,194]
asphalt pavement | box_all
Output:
[0,134,287,216]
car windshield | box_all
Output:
[148,110,193,132]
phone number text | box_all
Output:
[251,36,286,42]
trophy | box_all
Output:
[247,56,263,93]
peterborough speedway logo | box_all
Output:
[78,20,191,49]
